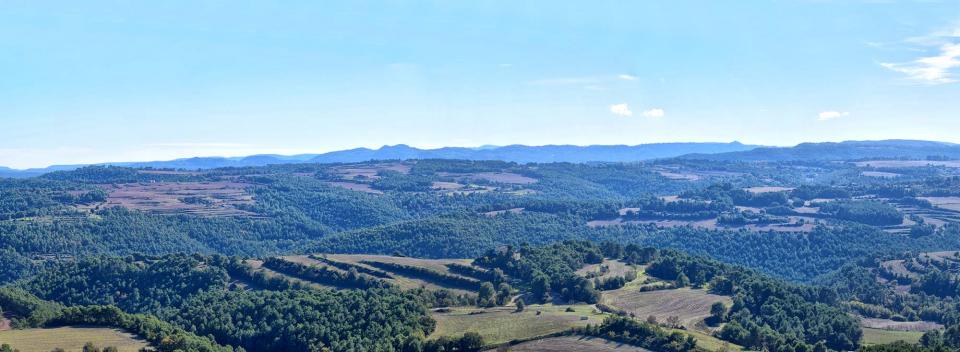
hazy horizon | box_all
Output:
[4,1,960,168]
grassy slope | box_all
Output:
[0,326,149,352]
[430,304,604,346]
[861,328,923,346]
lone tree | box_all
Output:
[532,274,551,303]
[708,302,727,326]
[478,282,496,307]
[515,298,525,312]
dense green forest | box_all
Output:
[2,158,960,351]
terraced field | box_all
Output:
[244,259,336,290]
[288,254,478,295]
[0,326,149,352]
[96,181,258,217]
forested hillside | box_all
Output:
[2,157,960,351]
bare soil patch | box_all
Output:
[508,336,650,352]
[744,186,794,193]
[0,312,12,331]
[98,181,258,217]
[437,172,537,185]
[483,208,524,217]
[431,181,465,190]
[860,317,943,332]
[855,160,960,168]
[862,171,901,178]
[137,170,203,176]
[329,162,412,180]
[325,181,383,194]
[657,171,701,181]
[920,197,960,212]
[577,260,634,280]
[602,288,731,329]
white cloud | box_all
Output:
[642,108,665,118]
[618,74,638,81]
[881,20,960,84]
[881,43,960,84]
[817,111,849,121]
[609,103,633,117]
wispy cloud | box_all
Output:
[881,21,960,84]
[642,108,665,118]
[618,74,638,81]
[609,103,633,117]
[817,111,849,121]
[881,43,960,84]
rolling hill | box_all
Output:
[680,140,960,161]
[0,142,757,177]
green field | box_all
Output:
[430,304,604,346]
[861,327,924,346]
[0,326,149,352]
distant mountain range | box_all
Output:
[2,140,959,178]
[0,142,757,177]
[680,140,960,161]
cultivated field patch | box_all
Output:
[304,254,477,294]
[325,181,383,194]
[507,336,650,352]
[437,172,537,185]
[95,181,257,217]
[244,259,336,290]
[860,317,942,332]
[861,171,901,178]
[429,304,603,346]
[656,171,701,181]
[576,260,634,280]
[601,288,731,329]
[328,162,412,180]
[0,326,149,352]
[920,197,960,212]
[855,160,960,168]
[744,186,794,193]
[483,208,525,217]
[861,327,923,346]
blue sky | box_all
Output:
[2,1,959,168]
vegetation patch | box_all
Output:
[860,327,924,346]
[0,326,149,352]
[429,304,603,346]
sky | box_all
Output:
[2,1,960,169]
